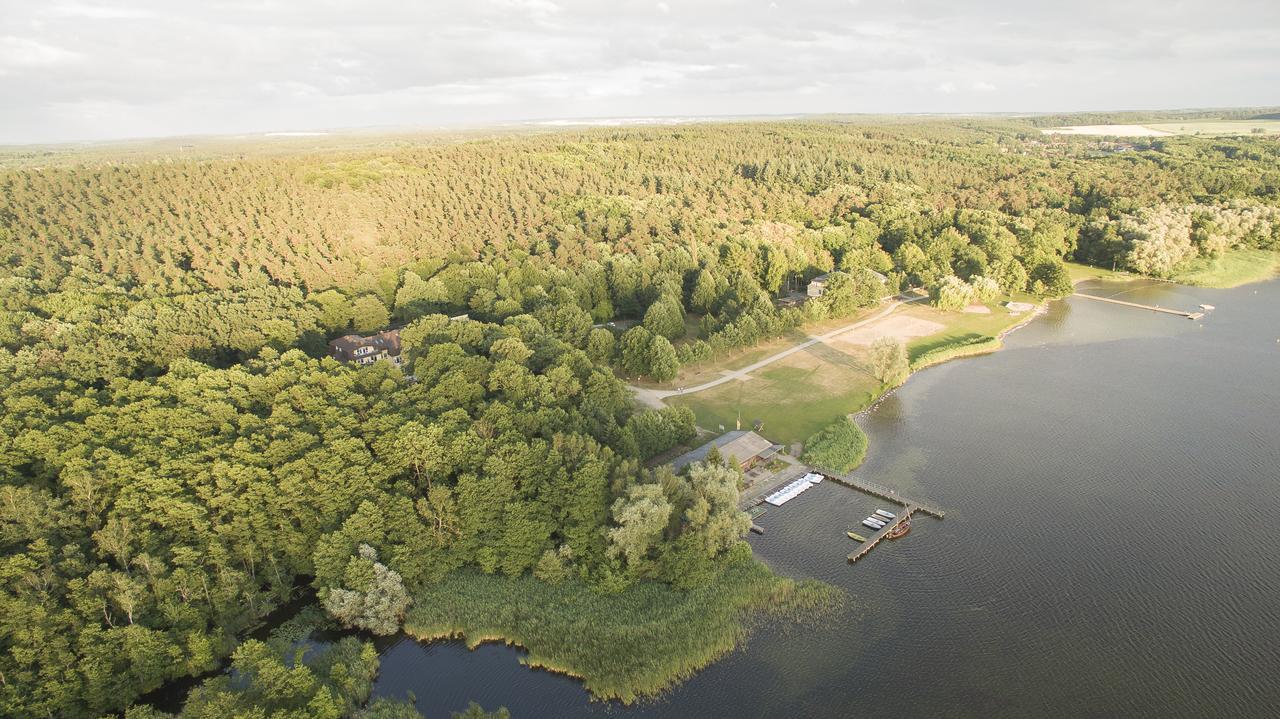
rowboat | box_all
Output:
[846,531,867,542]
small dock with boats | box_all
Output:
[820,471,945,563]
[846,505,921,563]
[741,459,947,565]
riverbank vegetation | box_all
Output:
[1169,247,1280,288]
[801,418,869,474]
[2,114,1278,717]
[403,546,840,704]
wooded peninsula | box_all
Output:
[2,114,1278,718]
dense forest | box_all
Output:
[2,117,1278,718]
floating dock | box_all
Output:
[763,472,825,506]
[1073,292,1204,320]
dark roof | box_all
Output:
[328,329,402,362]
[670,431,780,473]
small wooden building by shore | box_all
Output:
[669,431,781,473]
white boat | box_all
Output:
[1199,304,1215,310]
[764,476,819,506]
[875,509,896,519]
[866,517,886,527]
[862,519,883,530]
[803,472,824,484]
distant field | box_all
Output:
[1043,120,1280,138]
[1143,120,1280,136]
[1042,124,1173,137]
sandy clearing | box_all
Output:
[1041,125,1174,137]
[962,304,992,314]
[827,314,945,347]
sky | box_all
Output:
[1,0,1278,144]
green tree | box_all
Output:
[321,545,412,636]
[352,295,390,332]
[647,335,680,382]
[869,337,909,386]
[643,296,686,341]
[607,484,672,572]
[929,275,975,311]
[585,327,616,363]
[619,326,654,376]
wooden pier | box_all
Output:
[815,471,946,563]
[825,473,945,518]
[847,506,918,563]
[1073,292,1204,320]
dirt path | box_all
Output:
[630,295,926,408]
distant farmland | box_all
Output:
[1044,119,1280,137]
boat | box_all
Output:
[875,509,896,519]
[886,516,911,540]
[1200,304,1215,311]
[865,518,885,529]
[846,531,867,542]
[862,519,883,530]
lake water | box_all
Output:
[372,279,1280,718]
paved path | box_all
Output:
[631,295,926,408]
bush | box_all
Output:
[801,417,868,474]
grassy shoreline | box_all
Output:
[402,547,841,704]
[1067,250,1280,290]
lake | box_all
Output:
[371,278,1280,718]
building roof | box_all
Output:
[328,329,403,362]
[670,431,780,473]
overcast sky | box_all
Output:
[2,0,1278,144]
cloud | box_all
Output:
[0,36,82,72]
[0,0,1277,143]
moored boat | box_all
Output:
[862,519,883,530]
[875,509,896,519]
[847,531,867,542]
[886,516,911,539]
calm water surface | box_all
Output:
[373,279,1280,718]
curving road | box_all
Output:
[631,294,926,408]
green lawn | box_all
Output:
[1065,261,1136,285]
[402,547,840,704]
[1170,248,1280,288]
[667,300,1041,443]
[901,299,1038,364]
[668,360,882,444]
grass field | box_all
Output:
[1065,261,1137,285]
[402,547,840,704]
[668,298,1038,442]
[1043,120,1280,138]
[667,355,882,444]
[900,301,1037,364]
[1142,120,1280,137]
[1170,248,1280,288]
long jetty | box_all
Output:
[1073,292,1204,320]
[825,473,945,518]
